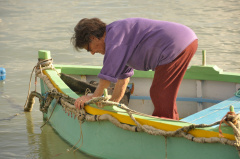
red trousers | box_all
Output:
[150,40,198,120]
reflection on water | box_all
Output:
[24,112,99,159]
[0,0,239,158]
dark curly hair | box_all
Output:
[71,18,106,51]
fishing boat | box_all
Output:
[24,50,240,159]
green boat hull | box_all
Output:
[42,100,238,159]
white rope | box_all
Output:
[24,58,59,110]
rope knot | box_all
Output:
[219,110,239,138]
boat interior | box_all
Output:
[59,71,240,125]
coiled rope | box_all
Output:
[23,58,59,111]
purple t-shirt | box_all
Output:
[98,18,197,83]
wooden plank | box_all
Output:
[181,96,240,125]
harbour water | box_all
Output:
[0,0,239,158]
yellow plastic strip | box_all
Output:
[85,105,235,140]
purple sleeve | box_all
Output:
[98,44,134,83]
[118,66,134,79]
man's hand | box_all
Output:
[74,79,111,109]
[74,95,92,109]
